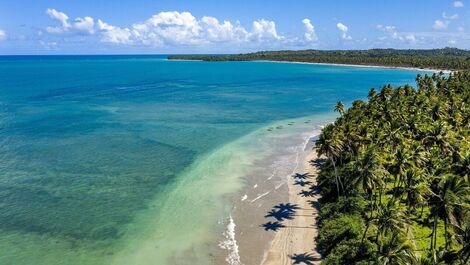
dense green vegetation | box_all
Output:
[168,48,470,70]
[315,71,470,264]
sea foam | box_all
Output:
[219,215,243,265]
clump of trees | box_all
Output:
[168,48,470,70]
[315,71,470,264]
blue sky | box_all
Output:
[0,0,468,54]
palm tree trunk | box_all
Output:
[431,213,438,251]
[444,217,448,249]
[330,156,340,197]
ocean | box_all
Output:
[0,55,426,265]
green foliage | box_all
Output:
[168,48,470,70]
[322,238,374,265]
[318,196,366,223]
[317,214,365,256]
[315,71,470,264]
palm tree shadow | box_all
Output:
[294,180,312,187]
[290,253,320,264]
[293,173,309,180]
[265,209,295,221]
[307,200,321,211]
[310,158,326,168]
[273,203,300,212]
[261,221,285,231]
[299,187,320,197]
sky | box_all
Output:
[0,0,468,54]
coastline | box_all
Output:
[167,57,450,73]
[221,119,326,265]
[260,135,321,265]
[253,60,450,73]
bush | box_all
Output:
[318,196,366,224]
[321,238,374,265]
[317,214,365,256]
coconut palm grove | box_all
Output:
[315,71,470,264]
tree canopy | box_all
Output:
[315,71,470,264]
[168,48,470,70]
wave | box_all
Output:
[219,215,243,265]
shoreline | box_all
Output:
[260,135,321,265]
[253,60,451,73]
[167,58,451,73]
[219,117,328,265]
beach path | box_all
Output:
[261,149,321,265]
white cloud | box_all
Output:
[74,17,95,34]
[250,19,283,41]
[97,19,132,44]
[377,25,396,33]
[405,34,416,42]
[302,18,317,42]
[200,17,248,42]
[47,8,70,28]
[376,25,417,44]
[458,26,465,32]
[0,30,6,41]
[95,12,283,46]
[433,19,449,30]
[336,22,352,40]
[442,12,459,20]
[46,8,95,35]
[454,1,464,8]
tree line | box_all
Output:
[168,48,470,70]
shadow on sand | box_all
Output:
[290,253,321,265]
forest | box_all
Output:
[314,71,469,264]
[168,48,470,70]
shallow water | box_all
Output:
[0,55,426,264]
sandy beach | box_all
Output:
[260,142,321,265]
[253,60,451,74]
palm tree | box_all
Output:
[334,101,345,116]
[373,200,409,243]
[377,232,416,265]
[428,174,469,250]
[455,222,470,264]
[349,147,387,203]
[316,124,344,197]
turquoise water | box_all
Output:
[0,56,425,264]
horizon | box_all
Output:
[0,0,469,55]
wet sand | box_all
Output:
[261,144,321,265]
[214,121,323,265]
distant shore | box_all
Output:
[167,58,452,73]
[253,60,452,74]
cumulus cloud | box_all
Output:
[433,19,449,30]
[336,22,352,40]
[250,19,282,41]
[98,11,282,46]
[45,9,286,47]
[0,30,6,41]
[302,18,317,42]
[97,20,132,44]
[46,8,95,35]
[454,1,464,8]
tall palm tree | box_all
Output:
[334,101,345,116]
[428,174,469,250]
[349,147,387,202]
[316,124,344,197]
